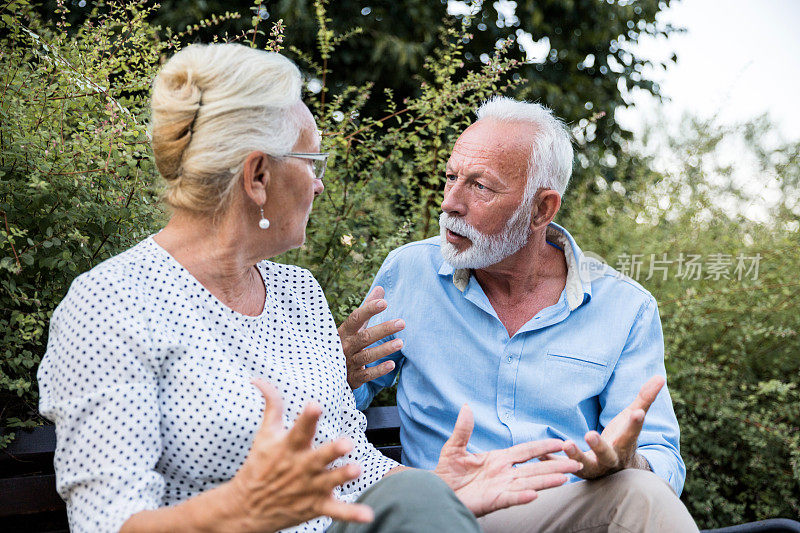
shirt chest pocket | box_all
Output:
[544,351,610,401]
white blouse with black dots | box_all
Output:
[38,236,398,533]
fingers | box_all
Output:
[491,490,538,512]
[354,360,396,383]
[353,337,403,368]
[444,404,474,451]
[365,285,385,304]
[319,500,374,524]
[509,473,570,493]
[504,438,566,464]
[616,409,646,448]
[285,401,323,450]
[313,437,355,467]
[630,375,666,412]
[585,431,618,467]
[318,462,363,489]
[562,440,592,465]
[514,459,583,478]
[252,379,283,432]
[338,290,388,339]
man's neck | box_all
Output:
[474,229,566,300]
[472,228,568,336]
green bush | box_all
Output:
[0,0,168,443]
[1,0,798,527]
[560,116,800,525]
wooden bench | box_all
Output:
[2,406,798,532]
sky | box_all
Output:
[615,0,800,142]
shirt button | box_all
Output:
[507,356,513,363]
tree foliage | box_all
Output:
[37,0,681,194]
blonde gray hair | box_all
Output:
[150,43,303,214]
[476,96,573,198]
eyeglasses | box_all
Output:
[284,152,329,181]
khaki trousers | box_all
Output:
[478,469,699,533]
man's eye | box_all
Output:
[445,174,457,182]
[476,183,486,190]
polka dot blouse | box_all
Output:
[37,236,398,533]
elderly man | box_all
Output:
[339,97,698,531]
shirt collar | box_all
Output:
[437,222,592,311]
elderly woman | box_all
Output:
[37,43,580,533]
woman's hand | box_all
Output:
[227,380,374,532]
[433,405,583,518]
[338,286,405,390]
[121,380,372,533]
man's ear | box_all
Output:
[242,151,272,207]
[530,189,562,230]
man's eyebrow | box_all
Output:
[445,164,503,183]
[466,168,500,181]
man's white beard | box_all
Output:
[439,200,533,270]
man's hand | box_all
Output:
[556,375,665,480]
[338,286,405,390]
[434,405,583,517]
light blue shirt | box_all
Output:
[353,222,685,494]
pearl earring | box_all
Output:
[258,207,270,230]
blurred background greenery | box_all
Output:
[1,0,798,527]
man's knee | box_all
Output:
[602,469,698,532]
[605,468,676,504]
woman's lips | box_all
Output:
[446,228,470,245]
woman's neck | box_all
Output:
[153,209,266,316]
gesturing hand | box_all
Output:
[338,286,406,390]
[558,375,665,480]
[433,405,583,518]
[227,380,374,533]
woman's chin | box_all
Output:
[288,231,306,251]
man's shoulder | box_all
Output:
[383,236,443,268]
[590,261,658,311]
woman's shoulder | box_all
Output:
[260,260,326,300]
[260,260,318,285]
[57,238,162,315]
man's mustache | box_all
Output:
[439,212,483,243]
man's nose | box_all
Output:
[313,177,324,197]
[441,181,466,216]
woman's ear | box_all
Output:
[242,151,272,207]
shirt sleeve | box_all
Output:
[598,295,686,495]
[352,250,405,410]
[37,271,164,533]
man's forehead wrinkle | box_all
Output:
[450,126,531,186]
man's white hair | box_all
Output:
[475,96,574,198]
